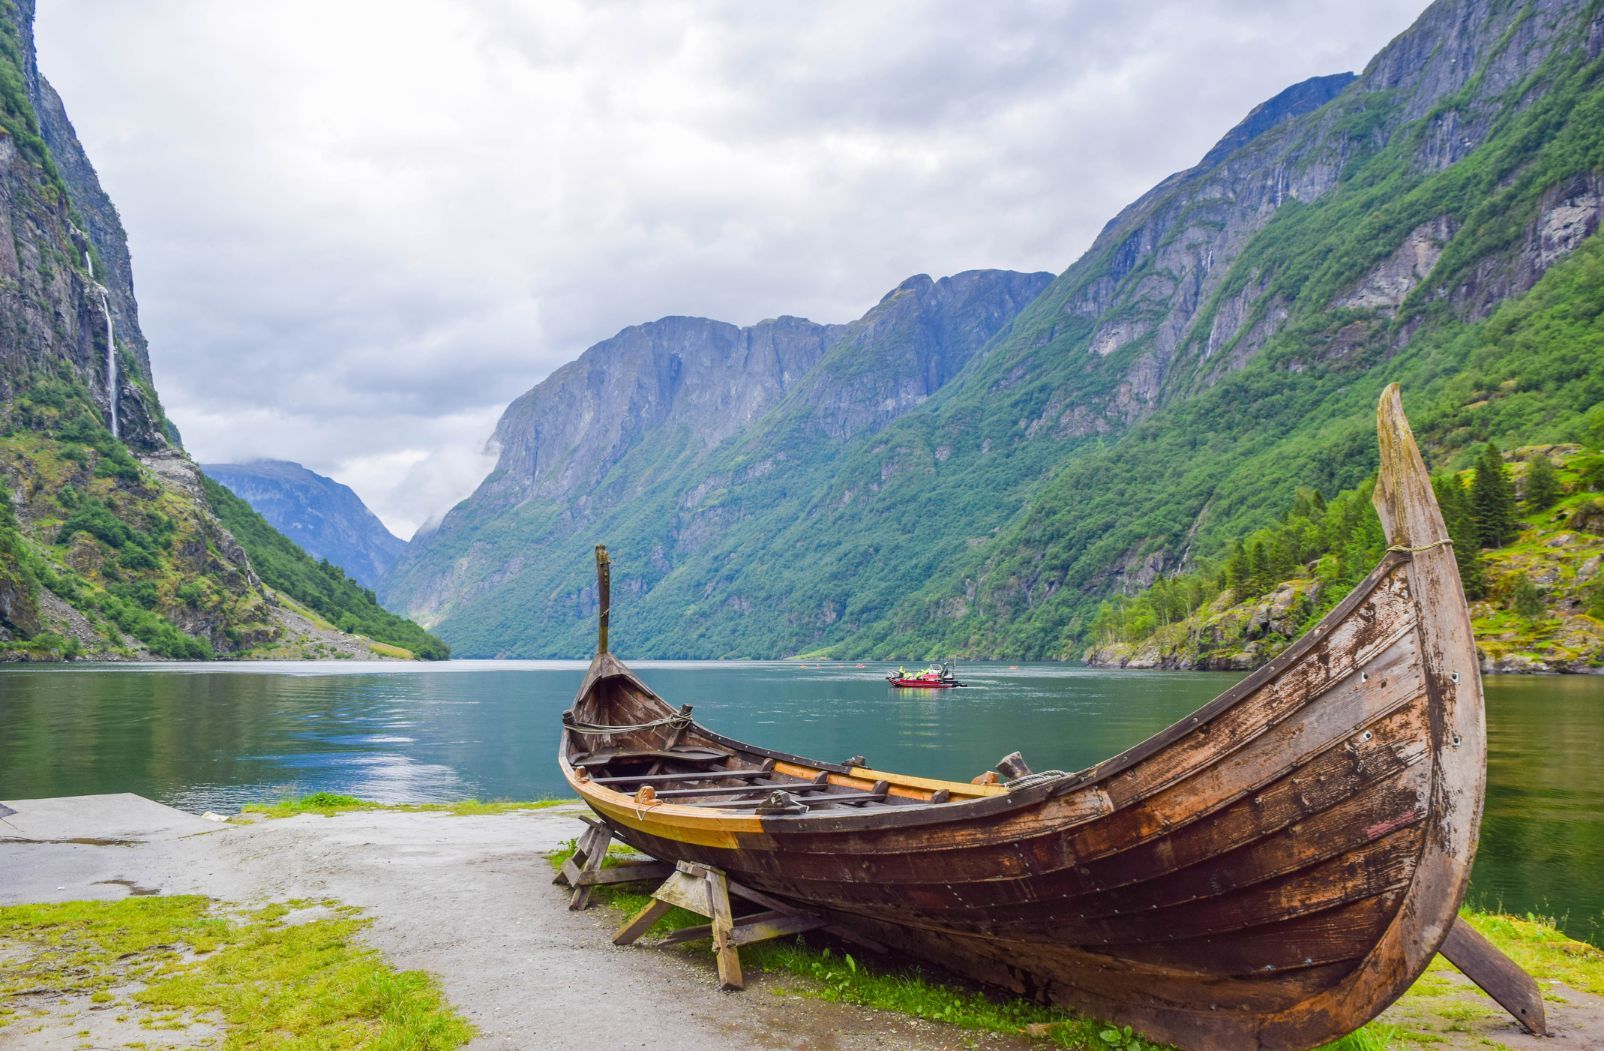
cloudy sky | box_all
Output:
[37,0,1429,538]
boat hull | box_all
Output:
[558,387,1484,1051]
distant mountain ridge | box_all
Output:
[202,461,403,590]
[390,0,1604,660]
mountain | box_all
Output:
[383,269,1053,655]
[394,0,1604,660]
[201,461,404,590]
[0,0,443,661]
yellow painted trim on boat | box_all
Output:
[568,773,762,849]
[769,759,1006,799]
[848,765,1009,797]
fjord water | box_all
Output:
[2,661,1600,943]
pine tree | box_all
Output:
[1246,539,1271,593]
[1524,454,1560,510]
[1224,539,1249,595]
[1471,443,1517,548]
[1431,472,1485,599]
[1508,573,1545,618]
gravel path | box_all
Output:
[0,795,1033,1050]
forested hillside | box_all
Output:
[1086,429,1604,673]
[848,0,1604,659]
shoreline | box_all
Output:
[1083,653,1604,676]
[4,654,1600,676]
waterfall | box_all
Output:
[85,250,118,440]
[102,290,117,440]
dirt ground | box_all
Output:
[1,795,1599,1050]
[0,795,1037,1050]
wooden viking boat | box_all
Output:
[558,387,1536,1050]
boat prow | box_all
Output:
[557,386,1501,1050]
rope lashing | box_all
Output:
[1385,537,1454,554]
[563,711,693,736]
[1005,770,1072,791]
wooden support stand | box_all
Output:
[1440,916,1548,1036]
[613,860,837,990]
[552,818,673,911]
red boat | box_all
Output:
[886,662,964,688]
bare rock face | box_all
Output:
[1337,217,1456,312]
[481,314,844,510]
[0,1,424,662]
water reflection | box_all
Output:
[1,659,1600,944]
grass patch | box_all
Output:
[1453,909,1604,997]
[242,792,574,819]
[0,895,472,1048]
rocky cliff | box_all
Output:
[202,461,404,590]
[383,269,1051,654]
[0,0,438,660]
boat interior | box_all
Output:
[566,710,1007,814]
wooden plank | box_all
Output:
[730,911,827,946]
[612,898,672,946]
[594,544,610,654]
[706,866,744,990]
[572,861,675,887]
[576,747,731,766]
[592,768,772,785]
[653,869,715,913]
[1440,917,1547,1036]
[565,820,613,909]
[651,781,823,799]
[654,909,827,947]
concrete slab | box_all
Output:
[0,793,224,844]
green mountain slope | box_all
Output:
[202,460,406,591]
[1086,439,1604,673]
[856,1,1604,659]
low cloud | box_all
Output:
[37,0,1426,536]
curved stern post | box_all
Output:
[1266,385,1490,1044]
[1370,383,1486,903]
